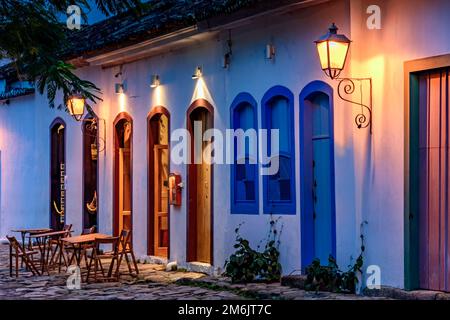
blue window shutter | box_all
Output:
[262,86,296,215]
[230,93,259,215]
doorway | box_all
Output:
[300,81,336,268]
[82,116,99,230]
[50,118,66,231]
[412,68,450,291]
[148,107,170,257]
[187,99,214,264]
[113,113,133,237]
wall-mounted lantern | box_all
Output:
[169,173,182,206]
[150,75,160,88]
[192,66,203,80]
[67,94,85,121]
[265,44,275,60]
[115,83,125,94]
[315,23,372,133]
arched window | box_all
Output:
[262,86,296,215]
[230,93,258,214]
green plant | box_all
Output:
[224,218,283,283]
[305,221,367,293]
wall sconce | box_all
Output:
[266,44,275,60]
[315,23,372,133]
[169,173,182,206]
[115,83,125,94]
[67,94,85,121]
[150,75,160,88]
[223,53,231,69]
[223,32,233,69]
[192,66,202,80]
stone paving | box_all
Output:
[0,244,385,300]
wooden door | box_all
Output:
[113,115,133,237]
[311,93,334,263]
[300,87,336,268]
[148,110,170,257]
[154,145,169,257]
[187,102,213,264]
[83,118,98,229]
[50,120,66,231]
[418,69,450,291]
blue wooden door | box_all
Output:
[300,83,336,268]
[311,94,334,263]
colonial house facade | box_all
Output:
[1,0,450,291]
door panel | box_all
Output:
[300,89,336,267]
[113,116,133,237]
[83,118,98,229]
[148,111,170,258]
[187,103,213,264]
[313,138,333,263]
[50,121,66,231]
[418,69,450,291]
[154,145,169,257]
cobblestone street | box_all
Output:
[0,244,383,300]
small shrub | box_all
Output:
[224,218,283,283]
[305,222,367,293]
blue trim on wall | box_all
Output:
[299,80,337,269]
[230,92,259,215]
[261,85,296,215]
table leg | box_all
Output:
[58,239,63,273]
[9,243,12,277]
[42,237,50,276]
[35,238,45,275]
[20,232,26,268]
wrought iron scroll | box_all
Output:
[337,78,372,134]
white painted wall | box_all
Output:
[3,0,449,288]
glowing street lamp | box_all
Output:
[315,23,351,80]
[67,94,85,121]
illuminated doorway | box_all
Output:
[113,113,133,236]
[148,107,170,257]
[83,116,99,230]
[50,118,66,231]
[187,99,214,264]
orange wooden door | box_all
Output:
[154,145,169,257]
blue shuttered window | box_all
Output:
[231,93,259,214]
[262,86,296,215]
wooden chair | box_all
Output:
[48,224,72,271]
[86,237,120,283]
[117,229,139,276]
[7,236,41,277]
[82,225,96,235]
[66,225,96,267]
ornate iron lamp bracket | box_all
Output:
[336,77,372,134]
[80,113,107,153]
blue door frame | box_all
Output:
[299,81,337,268]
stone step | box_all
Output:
[280,275,307,289]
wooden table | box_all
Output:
[61,233,110,268]
[11,228,52,250]
[29,230,72,274]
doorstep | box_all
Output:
[281,275,450,300]
[186,261,216,275]
[138,255,168,266]
[363,286,450,300]
[176,276,381,300]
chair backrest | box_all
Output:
[119,229,132,250]
[60,224,73,238]
[95,237,119,255]
[6,236,23,254]
[82,225,96,235]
